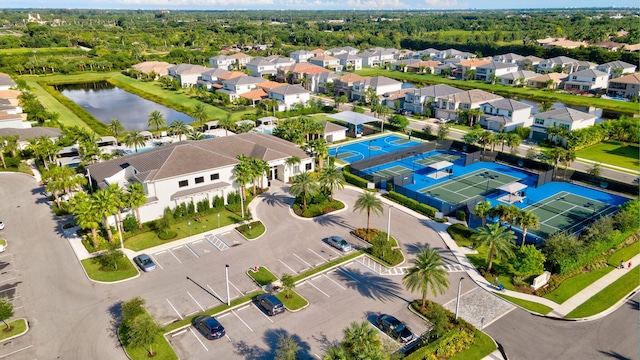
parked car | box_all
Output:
[324,236,352,252]
[0,221,4,230]
[193,316,226,340]
[133,254,156,272]
[375,314,414,343]
[255,294,285,316]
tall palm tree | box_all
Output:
[92,189,118,243]
[561,148,576,180]
[186,129,205,140]
[218,115,236,136]
[169,120,189,141]
[353,192,383,233]
[107,184,127,234]
[403,246,449,311]
[312,138,329,170]
[274,334,301,360]
[107,118,125,140]
[543,147,566,180]
[233,156,253,204]
[515,210,539,246]
[190,103,209,127]
[467,108,484,127]
[341,321,383,359]
[70,192,102,248]
[289,171,319,212]
[319,164,345,201]
[323,345,349,360]
[126,183,147,230]
[249,157,269,193]
[506,133,522,155]
[473,201,491,228]
[489,204,510,224]
[123,130,147,153]
[472,223,516,273]
[147,110,166,138]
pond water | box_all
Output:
[56,82,193,131]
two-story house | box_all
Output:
[478,98,533,132]
[218,76,265,102]
[403,84,463,114]
[527,73,567,89]
[454,59,491,79]
[606,73,640,99]
[536,56,583,74]
[309,55,343,72]
[496,70,538,86]
[335,53,363,71]
[475,62,519,82]
[268,84,310,111]
[530,108,596,143]
[416,48,440,60]
[433,48,476,61]
[563,69,609,91]
[245,58,278,78]
[595,61,637,78]
[327,46,359,56]
[269,57,296,70]
[229,53,253,69]
[518,55,543,71]
[86,133,314,223]
[358,51,380,68]
[434,89,502,120]
[334,73,366,99]
[406,60,441,74]
[289,50,315,63]
[276,63,331,84]
[350,76,402,102]
[493,53,525,64]
[209,55,235,70]
[198,68,231,90]
[131,61,173,78]
[167,64,211,87]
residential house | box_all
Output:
[218,76,265,102]
[406,60,441,74]
[403,84,463,114]
[382,89,412,111]
[592,41,625,52]
[454,59,491,79]
[563,69,609,91]
[229,53,253,69]
[530,108,596,143]
[321,120,348,143]
[335,53,363,71]
[493,53,525,64]
[333,73,366,99]
[433,48,476,61]
[527,73,567,89]
[269,57,296,70]
[434,63,458,76]
[496,70,538,86]
[276,63,331,85]
[268,84,310,111]
[289,50,315,63]
[131,61,173,77]
[390,59,424,72]
[0,112,26,129]
[239,88,270,107]
[536,56,582,74]
[541,39,588,49]
[475,62,519,82]
[311,48,328,57]
[246,58,278,78]
[478,99,533,132]
[434,89,502,120]
[358,51,380,68]
[595,61,637,78]
[167,64,210,87]
[351,76,402,102]
[606,73,640,99]
[0,74,16,91]
[86,133,314,222]
[0,127,62,149]
[518,55,543,71]
[198,68,231,90]
[313,72,339,95]
[209,55,235,70]
[257,80,285,92]
[416,48,440,60]
[328,46,359,56]
[309,55,343,72]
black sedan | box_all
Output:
[375,314,414,343]
[193,316,226,340]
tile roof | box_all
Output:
[168,64,210,75]
[609,73,640,84]
[440,89,502,104]
[355,76,402,88]
[132,61,173,75]
[409,84,463,98]
[497,70,538,80]
[0,90,21,99]
[483,98,532,111]
[534,108,595,123]
[229,52,252,59]
[338,73,366,83]
[529,73,567,82]
[269,84,309,95]
[239,88,269,100]
[569,69,608,77]
[477,62,518,70]
[257,81,286,90]
[201,68,230,77]
[458,59,491,67]
[323,120,347,133]
[217,71,246,81]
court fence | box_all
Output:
[565,170,639,197]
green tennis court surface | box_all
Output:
[370,165,412,178]
[337,151,357,159]
[524,191,617,239]
[415,153,461,167]
[418,169,519,205]
[393,138,412,145]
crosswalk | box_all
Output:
[355,255,466,276]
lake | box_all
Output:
[57,82,193,131]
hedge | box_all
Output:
[385,191,437,217]
[342,165,370,188]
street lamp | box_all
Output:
[455,277,464,320]
[386,205,394,242]
[225,264,231,306]
[217,212,221,228]
[188,220,192,236]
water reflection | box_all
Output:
[57,82,193,131]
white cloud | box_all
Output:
[423,0,461,8]
[344,0,406,8]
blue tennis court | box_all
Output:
[330,134,421,163]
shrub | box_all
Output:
[361,230,403,266]
[447,223,475,242]
[385,191,437,217]
[456,210,466,221]
[342,166,369,188]
[212,195,225,208]
[187,201,196,215]
[157,229,177,240]
[122,214,139,232]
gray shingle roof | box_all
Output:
[482,98,532,111]
[410,84,463,98]
[0,127,62,141]
[269,84,308,95]
[570,69,608,77]
[534,108,596,123]
[439,89,502,104]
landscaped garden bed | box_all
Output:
[247,266,278,286]
[353,228,404,266]
[81,251,138,282]
[236,221,265,240]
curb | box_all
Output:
[281,290,310,313]
[562,285,640,322]
[0,318,29,343]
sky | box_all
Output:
[1,0,638,10]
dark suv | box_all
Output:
[256,294,285,316]
[193,316,225,340]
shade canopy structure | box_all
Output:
[497,182,528,194]
[327,111,379,126]
[428,160,453,171]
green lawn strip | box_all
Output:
[0,239,6,247]
[124,333,177,360]
[0,319,28,341]
[292,251,364,282]
[449,330,497,360]
[80,257,138,282]
[466,253,515,290]
[0,47,82,55]
[447,223,475,248]
[608,242,640,267]
[354,68,639,114]
[236,221,265,240]
[565,269,640,319]
[495,293,554,315]
[576,141,640,172]
[542,267,614,304]
[247,266,278,286]
[276,290,309,311]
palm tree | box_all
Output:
[70,192,101,248]
[190,103,209,126]
[341,321,383,359]
[489,203,510,224]
[506,133,522,155]
[186,129,205,140]
[403,246,449,311]
[285,156,301,179]
[274,333,301,360]
[467,108,484,127]
[169,120,189,141]
[92,189,118,243]
[218,115,236,136]
[107,184,127,235]
[472,223,516,273]
[249,157,269,194]
[323,345,349,360]
[539,101,554,112]
[312,138,329,170]
[515,210,539,246]
[124,130,147,153]
[319,164,345,201]
[473,201,491,227]
[561,148,576,180]
[233,156,253,205]
[353,192,383,233]
[147,110,166,138]
[289,171,319,212]
[543,147,566,180]
[126,183,147,230]
[107,119,125,141]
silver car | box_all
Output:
[133,254,156,272]
[324,236,352,252]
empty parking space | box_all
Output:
[216,231,246,248]
[166,293,202,320]
[152,249,183,269]
[172,244,200,260]
[0,254,17,284]
[296,273,347,302]
[276,255,310,275]
[189,239,218,257]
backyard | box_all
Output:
[576,141,639,172]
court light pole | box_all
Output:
[217,212,221,228]
[225,264,231,306]
[455,277,464,320]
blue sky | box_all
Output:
[2,0,638,10]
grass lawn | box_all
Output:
[0,239,6,247]
[81,256,138,282]
[566,268,640,318]
[576,141,640,171]
[608,242,640,267]
[276,290,309,311]
[124,334,177,360]
[450,330,497,360]
[447,223,475,248]
[0,319,28,341]
[543,267,614,304]
[248,266,278,286]
[236,221,265,240]
[466,253,516,290]
[496,293,554,315]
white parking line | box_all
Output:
[253,303,274,323]
[308,248,328,263]
[293,253,312,268]
[278,259,299,274]
[185,243,200,258]
[0,345,33,359]
[187,292,205,312]
[217,312,230,319]
[322,243,342,255]
[166,299,183,320]
[229,281,244,296]
[236,305,250,311]
[306,280,330,297]
[189,328,209,351]
[192,240,203,244]
[171,329,187,337]
[149,254,163,270]
[337,267,360,283]
[225,334,232,342]
[206,285,223,302]
[323,273,346,290]
[232,310,253,332]
[168,249,182,264]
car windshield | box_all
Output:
[140,258,152,265]
[392,324,406,333]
